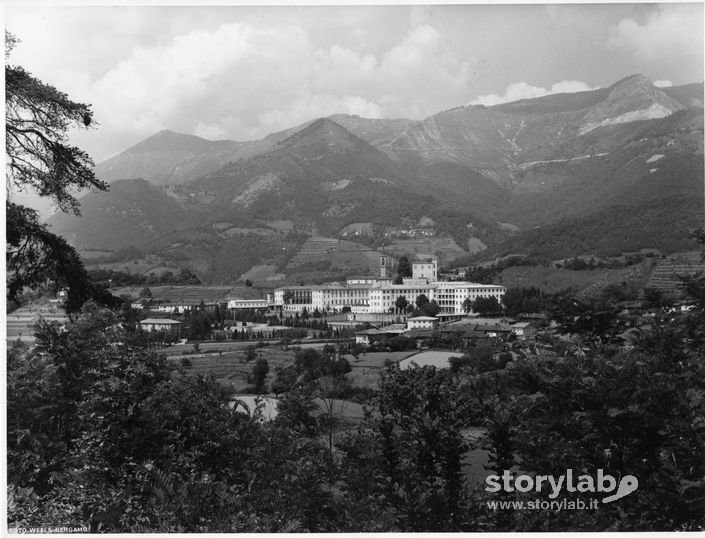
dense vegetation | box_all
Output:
[88,268,201,287]
[8,275,705,530]
[7,30,705,531]
[5,32,111,313]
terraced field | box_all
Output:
[241,264,286,283]
[7,305,67,343]
[287,236,339,267]
[113,285,266,301]
[382,236,465,264]
[499,262,655,295]
[647,252,705,294]
[286,236,379,274]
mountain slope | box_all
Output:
[385,75,691,183]
[48,178,189,249]
[180,118,470,235]
[57,75,704,281]
[94,130,242,186]
[93,116,413,187]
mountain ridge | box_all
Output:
[50,75,704,282]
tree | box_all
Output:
[397,256,412,278]
[251,358,269,394]
[421,299,440,317]
[245,345,257,362]
[395,295,409,314]
[139,287,152,299]
[472,296,502,316]
[415,293,430,310]
[340,364,474,531]
[271,365,299,396]
[462,297,473,313]
[6,33,108,312]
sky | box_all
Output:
[5,2,704,164]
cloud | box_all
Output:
[470,80,598,107]
[64,19,476,160]
[257,95,382,134]
[653,80,673,88]
[194,122,230,140]
[608,4,703,63]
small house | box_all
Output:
[406,316,439,331]
[139,318,182,337]
[511,322,537,340]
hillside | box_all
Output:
[93,116,413,187]
[385,75,688,183]
[48,179,189,249]
[94,130,242,186]
[52,75,704,283]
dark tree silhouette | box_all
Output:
[6,32,108,312]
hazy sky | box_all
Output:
[6,2,704,163]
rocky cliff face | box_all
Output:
[579,75,686,134]
[382,74,692,187]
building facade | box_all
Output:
[139,318,182,336]
[228,298,269,310]
[412,259,438,282]
[272,279,505,315]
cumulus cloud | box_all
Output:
[608,4,703,62]
[653,80,673,88]
[64,20,475,160]
[470,80,598,107]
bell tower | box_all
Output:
[379,255,388,278]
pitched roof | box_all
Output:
[140,318,182,325]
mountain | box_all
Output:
[384,75,688,183]
[326,114,413,146]
[663,82,705,109]
[48,178,189,249]
[177,117,471,234]
[94,130,241,186]
[51,75,703,282]
[94,116,413,187]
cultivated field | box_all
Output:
[382,236,465,264]
[7,304,67,343]
[241,264,286,283]
[399,350,461,370]
[112,285,264,301]
[168,345,417,397]
[498,261,655,294]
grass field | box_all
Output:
[85,260,182,277]
[112,284,265,301]
[170,346,417,396]
[497,261,655,294]
[345,350,417,389]
[400,350,462,370]
[172,346,295,391]
[383,236,465,264]
[241,264,286,283]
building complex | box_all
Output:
[269,257,505,315]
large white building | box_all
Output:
[434,282,506,314]
[268,255,504,315]
[227,298,270,310]
[412,258,438,282]
[272,277,505,315]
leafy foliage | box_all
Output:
[5,32,109,312]
[472,295,502,316]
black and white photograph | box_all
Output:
[5,1,705,533]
